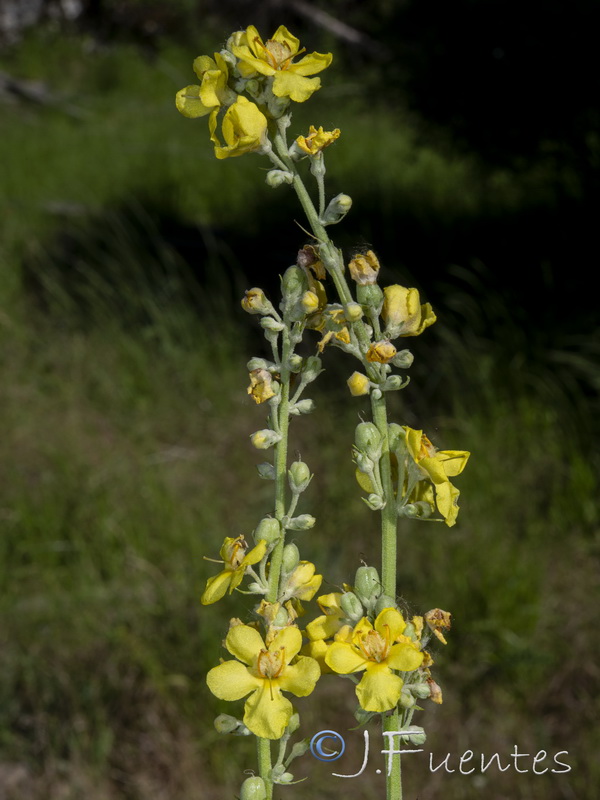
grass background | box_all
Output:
[1,11,599,800]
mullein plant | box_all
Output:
[176,25,469,800]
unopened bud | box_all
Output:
[254,517,280,545]
[410,683,433,700]
[340,591,363,621]
[241,288,274,315]
[240,776,267,800]
[247,357,272,372]
[256,462,275,480]
[288,354,303,372]
[354,422,382,456]
[214,714,241,734]
[354,566,382,602]
[301,290,320,314]
[250,429,281,449]
[388,423,406,452]
[374,594,397,615]
[347,371,371,396]
[392,349,414,369]
[364,493,385,510]
[286,514,316,531]
[281,266,308,304]
[382,375,408,392]
[260,316,284,332]
[266,169,293,188]
[282,543,300,572]
[399,688,416,708]
[321,193,352,225]
[356,284,384,313]
[288,461,311,493]
[401,725,427,745]
[355,453,374,474]
[344,301,363,322]
[289,398,316,415]
[301,355,323,383]
[286,713,301,735]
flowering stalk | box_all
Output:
[176,23,469,800]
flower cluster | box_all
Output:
[176,25,333,158]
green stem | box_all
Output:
[257,737,273,800]
[266,325,291,602]
[384,711,402,800]
[371,392,397,598]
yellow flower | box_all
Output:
[306,593,346,641]
[404,426,470,526]
[207,624,320,739]
[175,52,232,119]
[325,608,424,712]
[247,368,277,403]
[366,340,397,363]
[210,96,268,160]
[347,371,371,396]
[231,25,332,103]
[296,125,341,155]
[348,251,380,285]
[382,285,436,338]
[201,536,267,605]
[283,561,322,602]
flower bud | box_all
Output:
[287,740,310,761]
[382,375,409,392]
[250,429,282,449]
[401,725,427,745]
[344,301,363,322]
[240,776,267,800]
[392,349,414,369]
[354,422,382,456]
[301,355,323,383]
[382,284,436,338]
[321,193,352,225]
[356,284,384,312]
[266,169,294,188]
[247,357,272,372]
[288,354,303,372]
[347,371,371,396]
[282,543,300,572]
[286,514,316,531]
[286,712,301,735]
[354,706,375,725]
[355,453,374,474]
[241,288,274,315]
[214,713,241,734]
[388,423,406,452]
[288,460,311,494]
[281,266,308,305]
[260,316,284,332]
[272,606,289,628]
[340,591,363,621]
[374,594,397,615]
[301,290,320,315]
[364,493,385,510]
[410,683,433,700]
[290,399,316,415]
[399,688,416,708]
[256,462,275,480]
[254,517,280,545]
[366,340,397,364]
[354,566,382,602]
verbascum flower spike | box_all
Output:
[201,536,267,604]
[206,624,320,739]
[382,285,437,338]
[404,426,470,526]
[325,608,424,712]
[231,25,332,103]
[210,96,269,160]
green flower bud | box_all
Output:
[247,357,273,372]
[276,772,294,784]
[288,354,303,372]
[241,288,275,316]
[260,316,284,332]
[287,740,310,762]
[344,301,364,322]
[250,429,282,449]
[356,284,384,313]
[281,266,308,304]
[254,517,280,545]
[257,462,275,480]
[364,493,385,511]
[290,399,316,415]
[354,422,382,456]
[286,713,301,735]
[374,594,397,615]
[240,776,267,800]
[340,591,363,621]
[247,581,264,594]
[266,169,294,188]
[355,453,374,474]
[214,713,240,734]
[273,606,289,627]
[321,193,352,225]
[354,566,382,603]
[382,375,409,392]
[301,355,323,383]
[388,423,406,452]
[410,684,432,700]
[392,349,414,369]
[286,514,316,531]
[354,706,375,725]
[282,543,300,572]
[288,461,311,494]
[399,688,416,709]
[400,725,427,745]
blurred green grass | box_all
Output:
[0,29,598,800]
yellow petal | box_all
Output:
[356,663,403,712]
[272,71,321,102]
[325,642,368,674]
[243,684,292,739]
[436,450,470,477]
[206,660,261,701]
[269,626,302,662]
[288,51,333,76]
[200,570,232,605]
[374,608,406,641]
[387,642,424,672]
[226,624,265,665]
[306,614,341,641]
[271,25,301,55]
[434,481,461,526]
[175,85,213,118]
[193,55,217,80]
[277,655,320,696]
[243,539,268,566]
